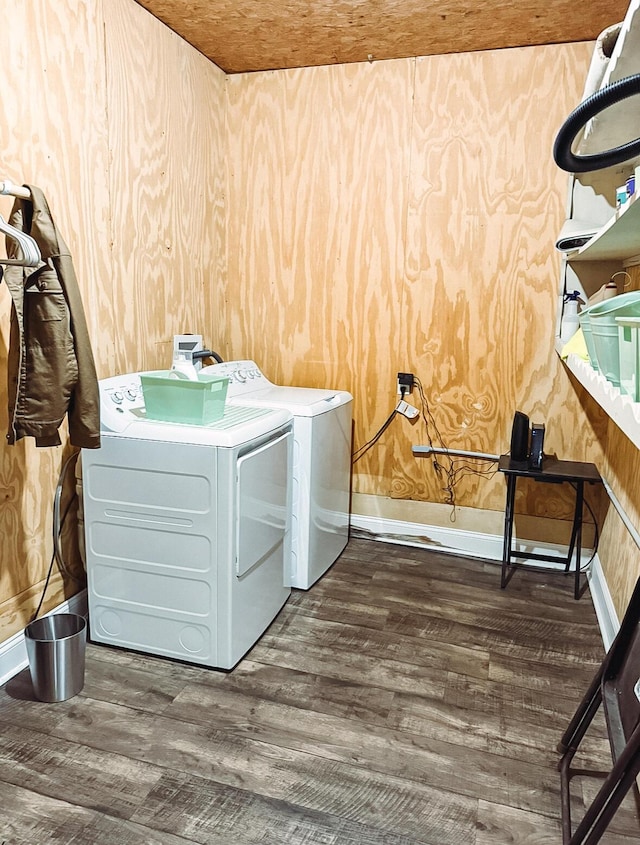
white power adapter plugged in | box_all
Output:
[396,400,419,420]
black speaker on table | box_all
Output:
[510,411,530,463]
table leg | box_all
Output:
[574,481,584,600]
[501,474,517,589]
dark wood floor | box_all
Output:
[0,538,639,844]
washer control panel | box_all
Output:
[99,373,146,431]
[202,360,273,396]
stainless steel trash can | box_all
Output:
[24,613,87,702]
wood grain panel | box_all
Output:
[0,0,112,641]
[401,43,604,516]
[0,2,114,374]
[0,779,191,845]
[104,0,228,374]
[226,42,605,528]
[225,59,413,467]
[0,694,480,844]
[0,0,228,643]
[476,801,563,845]
[4,539,633,842]
[136,0,629,73]
[0,540,638,845]
[164,680,566,818]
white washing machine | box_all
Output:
[81,372,293,670]
[202,360,352,589]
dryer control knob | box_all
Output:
[236,369,247,382]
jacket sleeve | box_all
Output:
[52,253,101,449]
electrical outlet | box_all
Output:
[397,371,414,395]
[396,400,419,419]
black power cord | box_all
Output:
[568,481,600,572]
[31,493,78,623]
[414,376,498,515]
[352,375,498,510]
[352,408,398,464]
[31,452,84,623]
[352,381,422,464]
[352,372,599,559]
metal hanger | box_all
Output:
[0,213,41,267]
[0,181,41,267]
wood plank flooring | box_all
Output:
[1,538,639,844]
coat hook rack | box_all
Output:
[0,180,31,200]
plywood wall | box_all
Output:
[402,46,609,515]
[224,42,639,620]
[225,42,640,616]
[0,0,111,644]
[225,43,605,520]
[223,59,413,438]
[0,0,227,643]
[104,0,228,373]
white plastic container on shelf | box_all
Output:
[616,316,640,401]
[560,294,580,342]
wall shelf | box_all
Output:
[559,347,640,449]
[559,0,640,269]
[556,0,640,450]
[565,195,640,263]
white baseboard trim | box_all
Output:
[587,556,620,650]
[350,514,617,647]
[0,590,88,687]
[350,513,503,560]
[350,513,595,567]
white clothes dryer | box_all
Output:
[202,360,352,590]
[81,372,293,670]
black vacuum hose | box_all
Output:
[193,349,224,364]
[553,73,640,172]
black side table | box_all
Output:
[498,455,602,599]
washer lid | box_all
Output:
[230,385,353,416]
[201,361,352,416]
[103,404,292,446]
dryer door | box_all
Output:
[236,430,291,578]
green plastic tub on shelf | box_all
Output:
[588,292,640,386]
[616,316,640,402]
[577,303,600,371]
[140,370,229,425]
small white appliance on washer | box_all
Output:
[201,360,352,590]
[81,372,293,670]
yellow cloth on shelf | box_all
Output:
[560,327,589,361]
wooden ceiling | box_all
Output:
[134,0,630,74]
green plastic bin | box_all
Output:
[577,303,600,371]
[616,316,640,401]
[588,292,640,386]
[140,370,229,425]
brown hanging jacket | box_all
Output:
[2,185,100,448]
